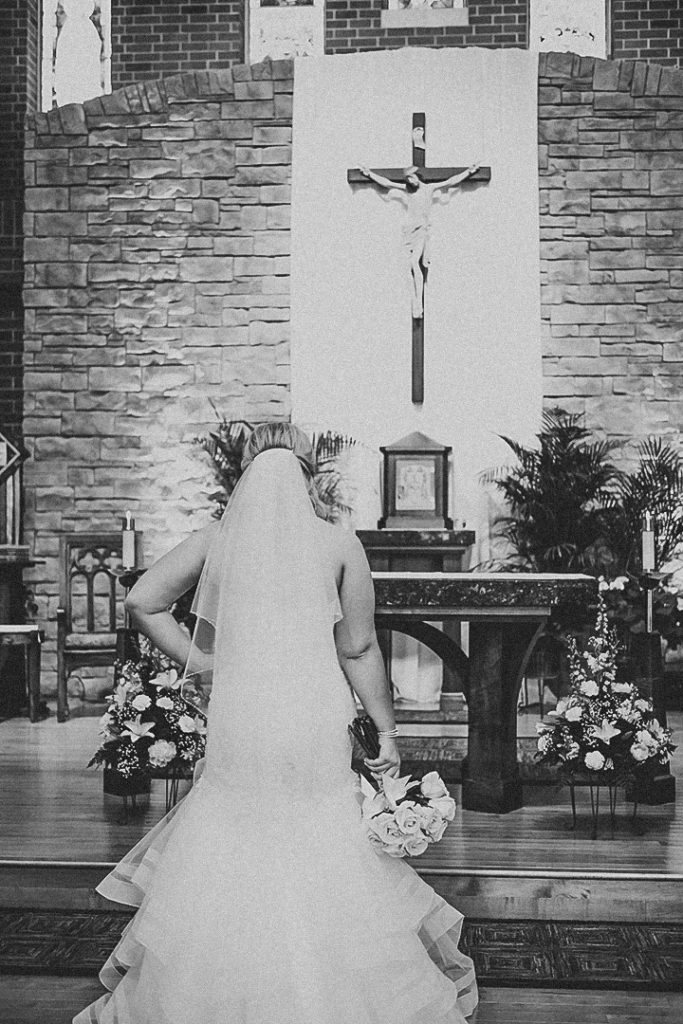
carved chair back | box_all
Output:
[59,533,123,635]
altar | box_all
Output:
[373,572,597,813]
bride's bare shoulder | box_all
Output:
[314,519,363,564]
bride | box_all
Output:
[74,422,478,1024]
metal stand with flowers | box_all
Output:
[89,644,207,821]
[536,601,675,840]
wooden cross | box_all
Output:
[348,113,491,405]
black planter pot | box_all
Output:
[103,767,151,797]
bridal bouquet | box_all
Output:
[89,648,207,779]
[349,716,456,858]
[535,601,675,777]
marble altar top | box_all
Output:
[372,571,597,611]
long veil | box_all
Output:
[181,446,345,785]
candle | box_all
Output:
[122,510,136,570]
[642,511,656,572]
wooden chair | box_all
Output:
[57,533,124,722]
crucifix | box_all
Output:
[348,114,491,405]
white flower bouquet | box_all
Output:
[536,601,675,778]
[89,653,207,780]
[349,716,455,858]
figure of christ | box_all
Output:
[358,163,480,318]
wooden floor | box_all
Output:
[1,976,682,1024]
[1,705,682,874]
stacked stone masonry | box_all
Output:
[538,51,683,447]
[22,51,683,692]
[23,61,293,689]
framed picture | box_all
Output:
[247,0,324,63]
[529,0,609,59]
[395,458,436,513]
[379,432,452,529]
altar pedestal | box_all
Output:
[372,572,597,813]
[359,530,474,704]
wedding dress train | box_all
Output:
[74,449,478,1024]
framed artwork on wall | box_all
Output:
[247,0,325,63]
[381,0,469,29]
[529,0,610,58]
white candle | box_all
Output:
[122,510,136,569]
[642,511,656,572]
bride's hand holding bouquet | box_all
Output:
[349,716,455,859]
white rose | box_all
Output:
[394,802,422,835]
[132,694,151,711]
[537,734,552,753]
[156,695,174,711]
[429,796,456,821]
[402,834,429,857]
[584,751,606,771]
[630,742,650,763]
[178,714,197,733]
[148,739,177,768]
[635,699,650,713]
[579,681,599,698]
[419,771,449,800]
[565,705,583,722]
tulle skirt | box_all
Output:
[74,765,478,1024]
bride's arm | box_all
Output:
[335,533,400,776]
[124,521,220,669]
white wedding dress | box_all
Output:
[74,449,478,1024]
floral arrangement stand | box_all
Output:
[89,645,206,823]
[563,768,638,841]
[537,600,675,841]
[102,767,151,825]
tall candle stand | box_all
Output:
[114,512,144,675]
[627,512,676,805]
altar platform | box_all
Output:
[1,705,682,988]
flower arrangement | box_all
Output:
[349,716,455,858]
[89,645,207,780]
[535,601,675,777]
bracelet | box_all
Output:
[378,728,399,738]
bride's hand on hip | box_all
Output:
[364,737,401,780]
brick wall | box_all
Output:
[23,62,293,692]
[0,0,39,438]
[106,2,683,74]
[612,0,683,67]
[539,51,683,450]
[111,1,244,90]
[325,0,527,53]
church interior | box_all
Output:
[2,1,683,1021]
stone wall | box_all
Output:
[23,51,683,695]
[23,61,293,690]
[539,51,683,448]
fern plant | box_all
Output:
[606,437,683,574]
[482,408,623,573]
[195,410,357,520]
